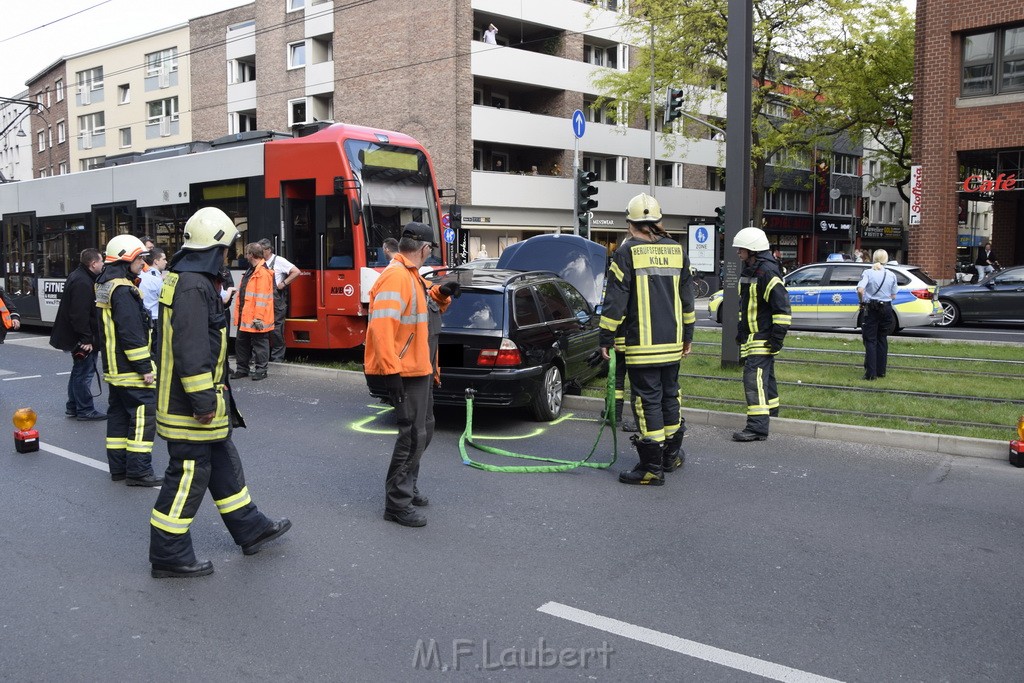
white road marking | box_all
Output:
[3,375,42,381]
[538,601,844,683]
[55,371,72,376]
[39,442,109,473]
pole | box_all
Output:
[572,136,580,236]
[720,0,753,369]
[649,18,656,197]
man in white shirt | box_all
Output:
[258,238,300,362]
[139,247,166,322]
[483,23,498,45]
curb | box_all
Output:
[268,361,1010,462]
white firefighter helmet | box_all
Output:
[181,207,239,251]
[626,193,663,223]
[732,226,770,252]
[104,234,147,263]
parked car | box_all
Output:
[707,262,942,331]
[458,257,499,270]
[428,268,605,420]
[936,265,1024,327]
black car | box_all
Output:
[936,265,1024,326]
[431,268,604,421]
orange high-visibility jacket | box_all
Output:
[1,288,18,330]
[364,253,449,381]
[233,260,276,333]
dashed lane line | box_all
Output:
[2,375,42,381]
[538,601,844,683]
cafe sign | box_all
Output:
[961,173,1018,192]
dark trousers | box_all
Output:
[269,292,287,362]
[626,363,682,443]
[66,351,98,415]
[742,353,778,436]
[106,384,156,478]
[862,302,893,379]
[149,438,271,566]
[235,331,270,372]
[385,375,434,512]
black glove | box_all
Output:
[384,373,405,403]
[767,338,784,353]
[438,281,461,298]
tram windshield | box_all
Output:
[344,141,439,262]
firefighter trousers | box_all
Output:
[385,375,434,513]
[626,363,683,444]
[106,384,156,478]
[149,437,272,566]
[742,353,779,436]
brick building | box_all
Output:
[912,1,1024,279]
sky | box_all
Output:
[0,0,248,97]
[0,0,918,98]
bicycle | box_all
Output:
[690,270,710,297]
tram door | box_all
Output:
[280,180,317,319]
[92,202,136,250]
[1,213,38,317]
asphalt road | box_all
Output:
[2,331,1022,682]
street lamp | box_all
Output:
[16,107,53,176]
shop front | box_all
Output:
[860,223,905,263]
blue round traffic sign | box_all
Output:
[695,227,709,244]
[443,227,456,244]
[572,109,586,139]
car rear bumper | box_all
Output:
[434,365,546,408]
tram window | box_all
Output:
[139,205,190,254]
[325,196,354,269]
[4,216,34,296]
[288,198,316,269]
[40,218,88,278]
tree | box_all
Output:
[592,0,914,224]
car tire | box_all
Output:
[530,364,564,422]
[937,299,960,327]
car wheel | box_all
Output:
[530,364,564,421]
[891,311,903,335]
[937,299,960,327]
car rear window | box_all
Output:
[904,267,937,286]
[441,291,504,330]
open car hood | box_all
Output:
[497,234,607,309]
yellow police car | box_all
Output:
[708,262,941,331]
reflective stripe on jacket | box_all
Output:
[233,260,275,333]
[364,253,449,381]
[95,278,156,387]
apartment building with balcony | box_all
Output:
[59,25,192,173]
[0,91,35,182]
[188,0,728,258]
[22,61,72,179]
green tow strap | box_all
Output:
[458,354,619,473]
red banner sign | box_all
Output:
[961,173,1018,192]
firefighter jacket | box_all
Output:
[364,253,450,382]
[599,236,696,366]
[233,259,275,333]
[737,253,792,358]
[95,269,155,388]
[156,269,241,443]
[0,288,18,343]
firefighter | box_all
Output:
[95,235,162,486]
[149,207,291,578]
[0,285,20,343]
[732,227,792,442]
[230,242,275,381]
[599,193,696,485]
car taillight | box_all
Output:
[476,338,522,367]
[910,288,933,300]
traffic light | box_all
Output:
[664,87,684,125]
[714,205,726,234]
[576,169,599,237]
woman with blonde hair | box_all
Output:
[856,249,898,380]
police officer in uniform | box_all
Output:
[599,193,696,485]
[732,227,792,442]
[149,207,291,578]
[95,235,161,486]
[857,249,898,380]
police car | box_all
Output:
[708,262,941,331]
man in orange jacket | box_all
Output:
[231,243,275,381]
[364,222,459,527]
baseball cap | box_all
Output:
[402,222,438,248]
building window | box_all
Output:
[832,153,858,176]
[147,97,179,123]
[145,47,178,76]
[287,0,305,10]
[288,98,308,126]
[830,195,855,216]
[45,89,51,108]
[80,156,105,172]
[764,189,810,213]
[37,131,45,152]
[962,25,1024,97]
[58,161,68,175]
[288,41,306,69]
[230,111,257,133]
[57,120,66,144]
[118,84,130,105]
[47,126,52,148]
[119,127,132,148]
[55,79,64,102]
[230,57,256,83]
[490,93,508,109]
[76,66,103,91]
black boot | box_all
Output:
[616,398,638,433]
[618,437,664,486]
[663,432,685,472]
